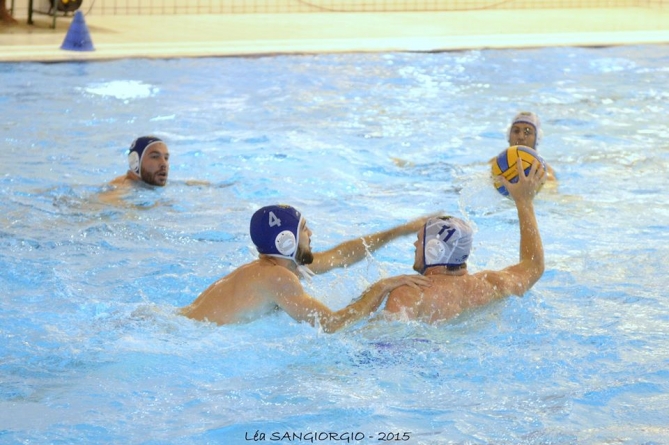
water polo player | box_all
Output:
[508,111,542,150]
[123,136,170,186]
[100,136,170,205]
[506,111,556,181]
[384,158,546,323]
[181,205,432,333]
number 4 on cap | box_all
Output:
[269,211,282,227]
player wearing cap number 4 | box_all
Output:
[384,158,546,323]
[181,205,432,333]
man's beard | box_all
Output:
[141,168,167,186]
[294,245,314,265]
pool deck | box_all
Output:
[1,7,669,62]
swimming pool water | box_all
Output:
[1,44,669,444]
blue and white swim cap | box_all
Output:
[422,216,473,272]
[128,136,164,176]
[250,205,304,261]
[507,111,543,148]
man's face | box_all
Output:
[412,229,424,273]
[295,220,314,265]
[508,123,537,149]
[140,143,170,186]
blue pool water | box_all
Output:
[1,44,669,444]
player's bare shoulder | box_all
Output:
[240,258,303,296]
[470,269,514,301]
[385,284,422,314]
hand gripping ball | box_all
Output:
[491,145,545,196]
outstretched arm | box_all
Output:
[273,273,430,333]
[309,215,434,274]
[484,159,545,297]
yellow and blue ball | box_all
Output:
[491,145,545,196]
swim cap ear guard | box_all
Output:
[250,205,303,261]
[507,111,543,149]
[425,238,447,264]
[128,136,164,177]
[422,216,473,273]
[274,230,297,256]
